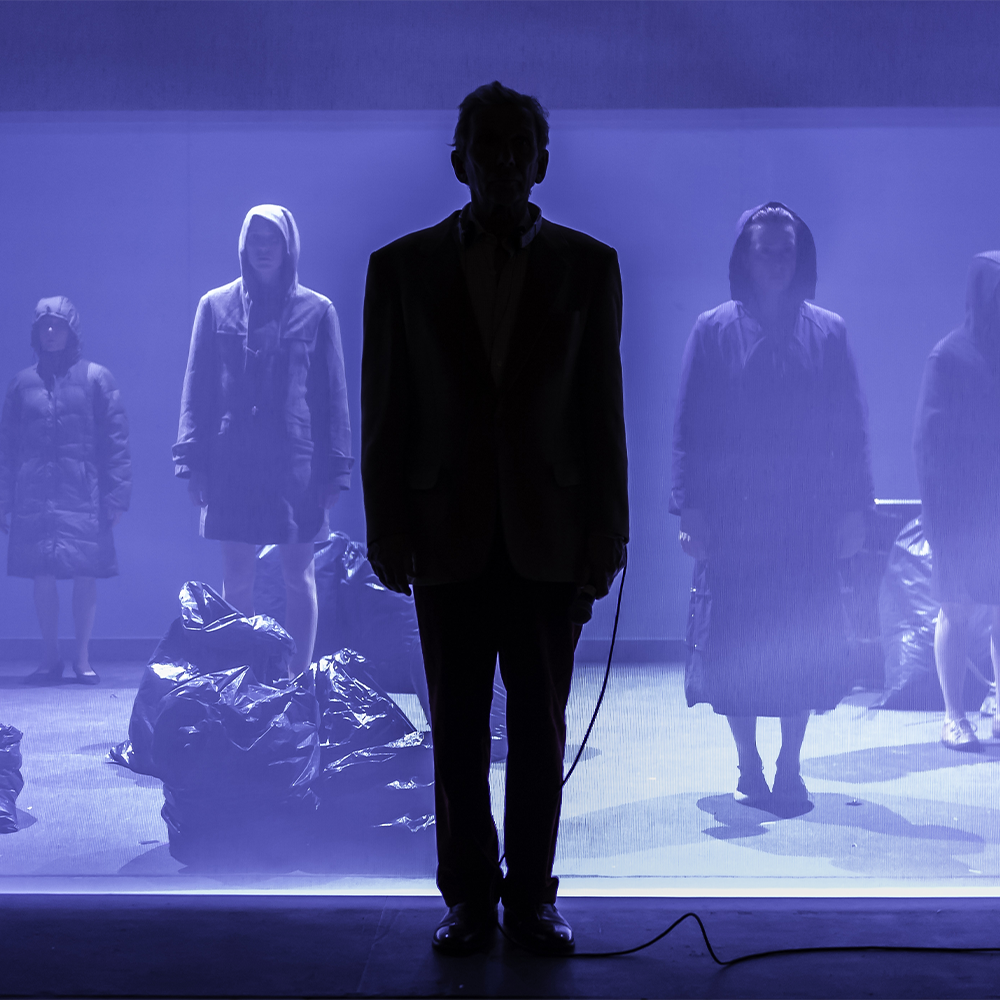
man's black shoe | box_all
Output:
[502,902,575,955]
[431,903,497,955]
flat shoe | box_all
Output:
[431,903,496,956]
[942,717,980,751]
[22,661,65,685]
[772,769,810,804]
[73,666,100,685]
[502,902,575,955]
[734,767,770,808]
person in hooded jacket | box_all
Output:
[174,205,352,676]
[670,203,873,811]
[0,297,131,685]
[914,252,1000,751]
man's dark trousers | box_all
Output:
[412,533,577,911]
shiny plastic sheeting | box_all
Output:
[0,724,24,834]
[113,582,434,870]
[255,533,422,691]
[307,651,434,868]
[876,517,994,710]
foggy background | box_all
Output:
[2,107,999,643]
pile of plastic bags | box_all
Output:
[877,516,994,710]
[112,581,434,871]
[0,724,24,834]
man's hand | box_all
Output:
[837,510,866,560]
[107,509,123,528]
[188,472,207,507]
[586,533,626,599]
[367,534,415,596]
[679,508,710,560]
[321,485,341,509]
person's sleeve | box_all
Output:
[913,349,959,541]
[311,303,354,490]
[828,321,874,513]
[92,365,132,513]
[0,377,20,516]
[361,249,411,544]
[669,319,711,515]
[581,247,629,541]
[172,296,214,479]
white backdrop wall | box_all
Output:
[1,109,998,643]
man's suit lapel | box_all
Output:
[500,226,569,394]
[422,217,494,392]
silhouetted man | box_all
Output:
[361,82,628,956]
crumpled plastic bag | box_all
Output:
[875,517,994,710]
[255,533,422,691]
[112,581,320,868]
[113,582,435,871]
[306,652,435,870]
[0,724,24,834]
[255,532,508,761]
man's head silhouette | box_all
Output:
[451,81,549,237]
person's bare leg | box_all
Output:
[220,541,257,616]
[72,576,98,677]
[935,602,971,722]
[776,710,810,774]
[280,542,317,677]
[33,575,60,665]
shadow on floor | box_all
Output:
[697,791,991,877]
[801,740,1000,783]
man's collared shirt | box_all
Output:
[456,202,543,386]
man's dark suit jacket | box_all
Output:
[361,210,629,586]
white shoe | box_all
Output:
[942,717,980,751]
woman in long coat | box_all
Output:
[914,252,1000,750]
[173,205,353,676]
[670,202,873,810]
[0,296,131,684]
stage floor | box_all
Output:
[1,659,999,895]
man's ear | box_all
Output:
[451,149,469,186]
[534,148,550,185]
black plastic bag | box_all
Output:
[876,517,993,710]
[255,533,509,760]
[0,724,24,834]
[255,533,422,692]
[306,652,435,871]
[112,582,320,869]
[114,583,435,871]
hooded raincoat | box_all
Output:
[0,297,131,579]
[173,205,353,543]
[914,252,1000,605]
[670,204,873,716]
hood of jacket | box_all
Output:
[33,295,80,336]
[965,252,1000,362]
[31,295,82,371]
[238,204,300,300]
[729,201,818,306]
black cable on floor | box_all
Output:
[564,546,627,786]
[499,550,628,870]
[564,910,1000,962]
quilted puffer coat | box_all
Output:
[0,297,131,578]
